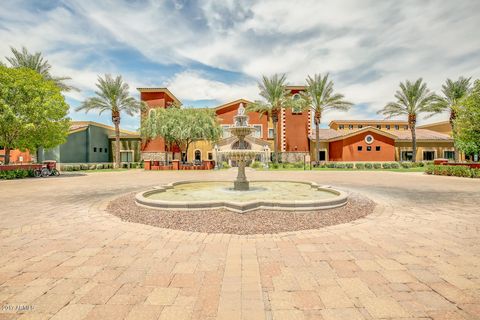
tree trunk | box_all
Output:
[409,114,417,163]
[112,112,121,169]
[272,111,279,164]
[450,109,459,162]
[315,111,321,164]
[4,147,11,165]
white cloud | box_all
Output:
[166,71,259,103]
[0,0,479,126]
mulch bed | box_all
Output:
[107,193,375,235]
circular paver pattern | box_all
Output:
[0,169,479,320]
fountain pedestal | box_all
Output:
[234,156,249,191]
[225,103,258,191]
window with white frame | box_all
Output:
[423,151,435,161]
[222,125,231,138]
[252,125,262,138]
[268,128,274,139]
[120,151,133,162]
[444,151,455,160]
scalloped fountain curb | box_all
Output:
[135,180,348,213]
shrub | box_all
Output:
[373,163,382,169]
[355,163,365,170]
[73,165,81,171]
[413,162,424,167]
[251,161,262,169]
[61,164,73,171]
[96,164,104,170]
[293,161,304,168]
[335,163,346,169]
[382,163,391,169]
[345,163,354,169]
[471,168,480,178]
[0,169,33,179]
[401,162,412,169]
[390,162,400,169]
[88,164,96,170]
[80,164,88,170]
[427,165,480,178]
[365,163,373,169]
[221,161,231,169]
[326,162,336,168]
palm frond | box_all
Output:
[6,46,78,92]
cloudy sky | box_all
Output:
[1,0,479,131]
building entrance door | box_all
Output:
[318,151,326,161]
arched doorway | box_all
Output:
[194,150,201,163]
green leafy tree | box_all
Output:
[76,74,142,168]
[378,78,440,162]
[434,77,471,161]
[142,107,221,163]
[247,74,292,163]
[301,73,353,163]
[5,47,77,92]
[0,66,70,164]
[454,80,480,158]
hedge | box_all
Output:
[60,162,140,171]
[0,169,34,180]
[426,165,480,178]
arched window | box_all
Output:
[291,93,302,114]
[194,150,201,161]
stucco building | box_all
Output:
[139,87,456,164]
[38,121,141,164]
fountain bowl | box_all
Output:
[135,180,348,213]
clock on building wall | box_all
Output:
[365,135,374,144]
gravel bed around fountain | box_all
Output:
[107,193,375,234]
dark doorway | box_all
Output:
[318,151,326,161]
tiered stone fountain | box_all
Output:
[135,104,348,213]
[223,103,258,191]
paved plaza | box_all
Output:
[0,169,479,320]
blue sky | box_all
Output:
[1,0,480,131]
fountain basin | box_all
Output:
[135,181,348,213]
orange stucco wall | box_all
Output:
[216,102,269,140]
[283,89,310,152]
[0,149,32,163]
[329,131,395,161]
[140,92,176,152]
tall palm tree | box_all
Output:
[247,74,290,163]
[76,74,142,168]
[302,73,353,163]
[6,47,77,92]
[378,78,440,162]
[435,77,471,161]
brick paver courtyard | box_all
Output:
[0,169,479,319]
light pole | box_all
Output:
[214,144,219,169]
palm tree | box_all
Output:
[5,47,77,92]
[435,77,471,161]
[378,78,440,162]
[247,74,290,163]
[302,73,353,163]
[76,74,142,168]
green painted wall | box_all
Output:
[87,125,110,163]
[59,130,88,163]
[39,123,141,163]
